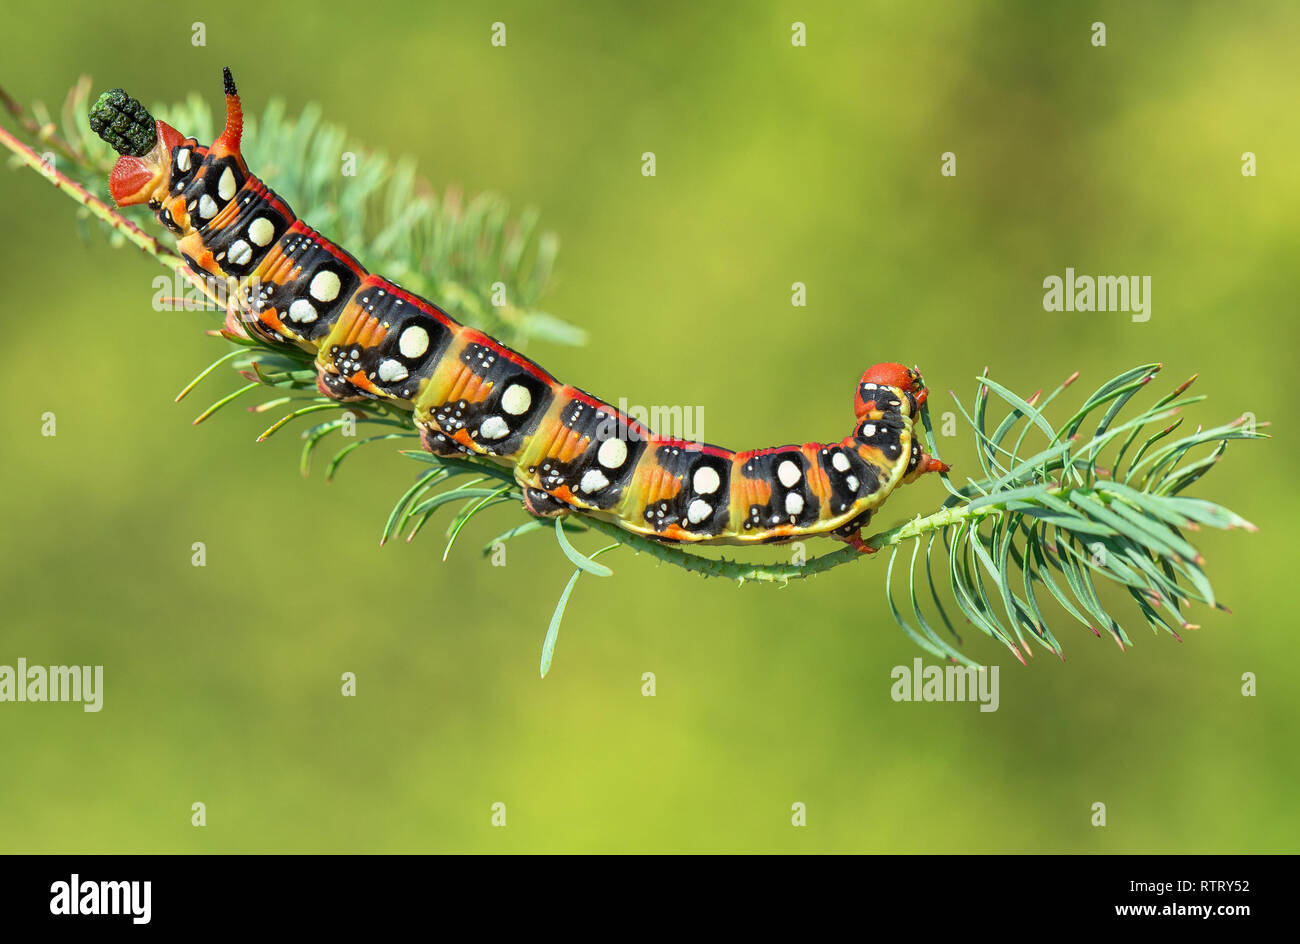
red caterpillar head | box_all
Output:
[854,362,929,419]
[107,119,185,206]
[97,68,245,208]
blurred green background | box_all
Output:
[1,0,1295,853]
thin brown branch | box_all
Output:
[0,82,87,166]
[0,118,183,267]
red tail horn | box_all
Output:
[212,67,243,157]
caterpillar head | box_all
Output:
[855,362,929,419]
[89,87,180,207]
[93,68,245,215]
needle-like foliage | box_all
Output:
[886,367,1264,666]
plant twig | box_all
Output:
[0,122,181,266]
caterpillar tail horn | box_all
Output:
[212,66,244,157]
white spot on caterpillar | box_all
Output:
[309,270,341,303]
[687,499,712,524]
[785,492,804,516]
[248,217,275,246]
[218,166,236,200]
[777,459,801,488]
[597,437,627,469]
[175,148,191,172]
[198,194,218,219]
[378,358,409,383]
[398,325,430,359]
[287,299,317,323]
[861,423,876,437]
[479,416,510,439]
[227,239,252,267]
[580,469,609,493]
[831,452,851,473]
[501,384,531,416]
[693,466,721,494]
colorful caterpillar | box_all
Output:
[91,69,949,551]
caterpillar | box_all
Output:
[91,69,949,551]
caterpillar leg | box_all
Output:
[317,366,369,402]
[838,531,878,554]
[903,448,950,485]
[522,487,571,518]
[419,424,473,458]
[833,510,877,554]
[919,451,949,475]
